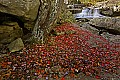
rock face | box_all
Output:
[0,22,23,44]
[0,0,40,33]
[8,38,24,52]
[0,0,40,47]
[0,0,40,21]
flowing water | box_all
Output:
[74,7,106,18]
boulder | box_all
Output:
[0,0,40,30]
[80,18,120,43]
[80,21,120,43]
[89,17,120,35]
[0,0,40,21]
[8,38,24,52]
[0,0,40,46]
[0,22,23,44]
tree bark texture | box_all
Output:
[32,0,64,43]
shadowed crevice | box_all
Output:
[0,12,31,35]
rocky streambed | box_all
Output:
[77,17,120,44]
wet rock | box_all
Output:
[8,38,24,52]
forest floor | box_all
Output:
[0,23,120,80]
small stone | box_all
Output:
[8,38,24,52]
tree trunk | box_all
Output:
[32,0,64,44]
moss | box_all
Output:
[57,10,76,25]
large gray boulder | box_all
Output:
[84,18,120,43]
[0,0,40,21]
[89,17,120,34]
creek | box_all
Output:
[74,7,106,18]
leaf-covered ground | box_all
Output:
[0,23,120,80]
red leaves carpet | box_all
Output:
[1,23,120,80]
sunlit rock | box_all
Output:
[8,38,24,52]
